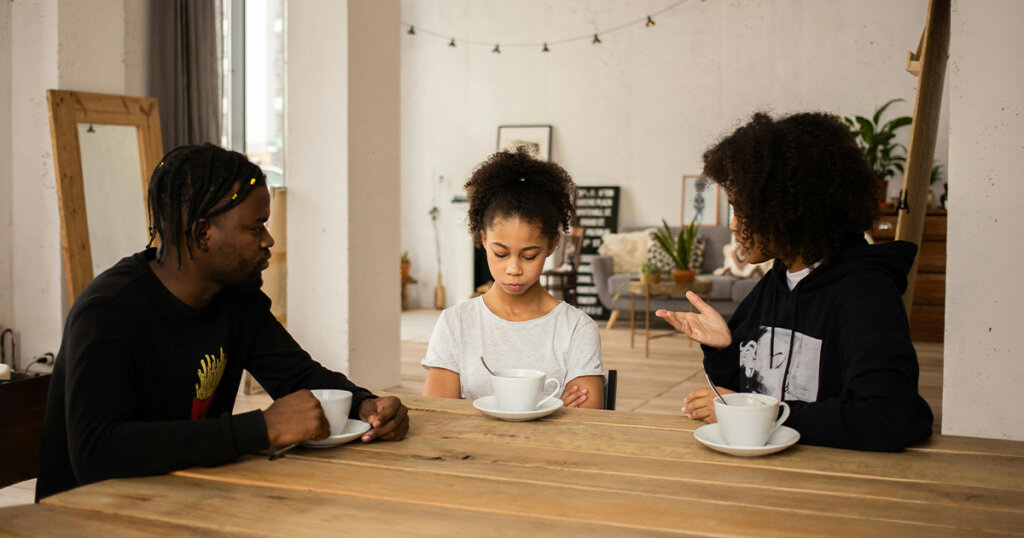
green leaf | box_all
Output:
[873,98,904,124]
[882,116,913,132]
[855,116,874,145]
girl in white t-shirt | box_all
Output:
[421,147,604,408]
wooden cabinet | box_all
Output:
[0,373,51,488]
[869,209,947,342]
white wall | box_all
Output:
[286,0,402,390]
[286,1,352,377]
[8,0,61,370]
[399,0,947,309]
[943,0,1024,441]
[3,0,145,369]
[0,0,13,343]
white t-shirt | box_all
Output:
[421,296,604,401]
[787,261,822,290]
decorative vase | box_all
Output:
[671,269,697,284]
[401,262,411,280]
[641,272,661,285]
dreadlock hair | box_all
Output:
[465,146,577,248]
[147,143,267,263]
[702,111,880,266]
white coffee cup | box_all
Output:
[714,392,790,447]
[491,368,562,412]
[310,389,353,436]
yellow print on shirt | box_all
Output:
[195,347,227,400]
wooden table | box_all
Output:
[629,278,712,357]
[3,395,1022,536]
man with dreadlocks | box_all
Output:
[37,144,409,500]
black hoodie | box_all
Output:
[704,237,933,451]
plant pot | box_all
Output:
[400,262,411,280]
[671,269,696,284]
[640,273,661,284]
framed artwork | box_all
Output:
[682,175,719,227]
[497,125,552,161]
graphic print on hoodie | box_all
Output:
[703,236,934,450]
[739,326,821,402]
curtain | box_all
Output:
[148,0,222,151]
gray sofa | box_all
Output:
[589,226,759,327]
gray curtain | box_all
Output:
[148,0,222,151]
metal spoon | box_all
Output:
[268,443,298,461]
[705,373,728,405]
[480,356,496,376]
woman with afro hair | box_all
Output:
[421,147,605,409]
[657,112,933,451]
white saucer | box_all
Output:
[693,424,800,457]
[472,395,563,422]
[301,419,371,448]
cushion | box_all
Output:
[647,234,707,272]
[646,242,673,273]
[689,235,708,271]
[599,229,655,274]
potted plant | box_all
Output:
[400,251,411,280]
[639,262,661,284]
[651,217,700,284]
[839,98,913,205]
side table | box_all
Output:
[628,278,712,357]
[401,275,418,311]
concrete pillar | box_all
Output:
[286,0,401,390]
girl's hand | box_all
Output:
[561,385,589,408]
[656,291,732,350]
[681,387,735,423]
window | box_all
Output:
[222,0,286,187]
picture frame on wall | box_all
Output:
[682,174,719,227]
[497,125,552,161]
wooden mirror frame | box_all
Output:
[46,90,163,306]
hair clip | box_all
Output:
[519,177,526,182]
[249,178,256,185]
[231,194,238,200]
[159,161,164,167]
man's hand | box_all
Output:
[263,390,330,446]
[357,396,410,442]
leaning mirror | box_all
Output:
[46,90,163,305]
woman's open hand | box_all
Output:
[656,291,732,350]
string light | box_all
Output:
[402,0,690,54]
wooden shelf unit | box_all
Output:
[869,208,947,342]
